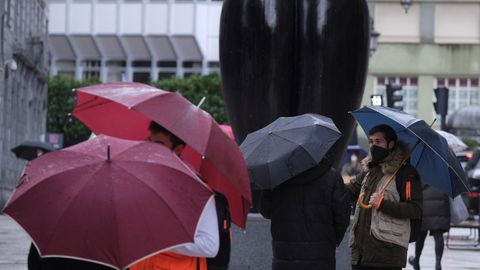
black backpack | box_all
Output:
[206,193,231,270]
[395,175,422,243]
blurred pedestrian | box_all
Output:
[259,157,351,270]
[408,185,450,270]
[342,152,363,177]
[346,124,423,270]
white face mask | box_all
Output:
[350,155,358,162]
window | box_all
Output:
[375,76,418,116]
[83,71,100,80]
[182,61,202,68]
[81,60,101,68]
[158,61,177,68]
[57,71,75,79]
[81,60,101,80]
[133,72,151,83]
[107,71,124,82]
[107,61,126,67]
[208,61,220,68]
[158,72,176,80]
[132,61,151,67]
[184,72,201,78]
[436,77,479,114]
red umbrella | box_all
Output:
[72,82,251,228]
[181,124,235,170]
[3,135,213,270]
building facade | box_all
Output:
[48,0,223,83]
[47,0,480,134]
[0,0,49,207]
[365,0,480,126]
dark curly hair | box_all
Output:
[148,121,185,148]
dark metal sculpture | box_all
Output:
[220,0,370,168]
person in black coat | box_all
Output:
[408,185,451,270]
[259,158,351,270]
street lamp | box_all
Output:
[400,0,413,13]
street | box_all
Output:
[1,214,479,270]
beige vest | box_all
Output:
[350,174,410,248]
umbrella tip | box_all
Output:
[107,145,111,162]
[197,97,206,108]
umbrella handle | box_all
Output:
[358,192,372,209]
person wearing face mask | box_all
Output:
[346,124,423,270]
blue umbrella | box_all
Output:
[352,106,469,197]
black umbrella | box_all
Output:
[11,141,55,161]
[240,113,342,189]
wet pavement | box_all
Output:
[1,214,480,270]
[0,214,30,270]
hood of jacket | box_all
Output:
[287,158,332,186]
[361,141,410,175]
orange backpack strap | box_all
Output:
[406,179,411,201]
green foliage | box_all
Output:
[47,73,228,147]
[462,137,480,149]
[47,76,99,147]
[152,73,228,124]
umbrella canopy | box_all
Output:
[3,135,213,270]
[71,82,251,228]
[11,141,55,161]
[447,105,480,129]
[352,106,469,197]
[181,124,236,178]
[240,113,342,189]
[436,130,468,154]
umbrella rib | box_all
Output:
[14,159,101,200]
[74,96,113,114]
[41,163,106,250]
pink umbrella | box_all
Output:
[3,135,213,270]
[72,83,251,228]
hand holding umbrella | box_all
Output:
[352,106,469,206]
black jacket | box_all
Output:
[421,185,450,233]
[259,159,350,270]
